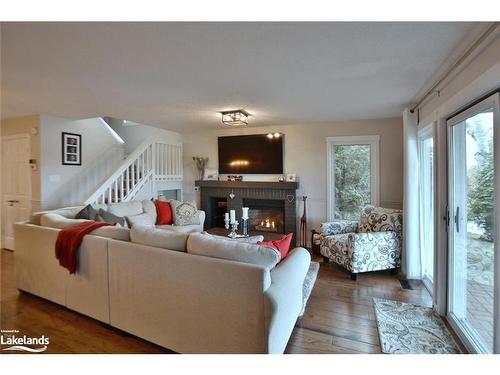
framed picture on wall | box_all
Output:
[62,132,81,165]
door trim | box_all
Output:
[1,133,32,250]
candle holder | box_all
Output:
[228,221,239,238]
[224,216,239,238]
[241,218,249,237]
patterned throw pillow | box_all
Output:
[75,204,98,220]
[170,200,199,226]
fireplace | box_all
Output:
[195,180,298,245]
[243,199,285,234]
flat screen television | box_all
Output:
[218,134,283,174]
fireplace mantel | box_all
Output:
[195,180,298,190]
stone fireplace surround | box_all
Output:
[195,180,298,245]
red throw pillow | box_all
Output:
[154,199,173,225]
[258,233,293,260]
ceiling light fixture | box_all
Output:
[221,109,249,126]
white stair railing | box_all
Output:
[84,137,183,206]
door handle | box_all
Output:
[7,200,20,203]
[454,206,460,232]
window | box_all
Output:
[326,136,380,221]
[418,124,435,293]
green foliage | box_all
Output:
[467,123,494,242]
[334,145,371,220]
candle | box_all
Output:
[224,212,229,222]
[242,207,249,220]
[230,210,236,223]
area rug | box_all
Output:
[373,298,460,354]
[299,261,319,316]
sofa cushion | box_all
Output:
[75,204,98,220]
[107,201,144,218]
[170,200,199,226]
[156,224,201,234]
[187,232,281,269]
[40,213,90,229]
[142,200,157,224]
[91,226,130,241]
[130,225,188,252]
[126,212,155,227]
[97,208,127,227]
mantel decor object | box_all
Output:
[299,196,308,248]
[193,156,209,180]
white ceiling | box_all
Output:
[1,22,480,132]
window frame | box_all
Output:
[326,135,380,222]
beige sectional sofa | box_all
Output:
[13,200,311,353]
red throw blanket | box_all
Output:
[55,221,111,274]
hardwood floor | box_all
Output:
[1,249,432,354]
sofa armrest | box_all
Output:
[264,247,311,353]
[320,220,358,236]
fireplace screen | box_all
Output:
[244,199,285,234]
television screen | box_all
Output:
[218,134,283,174]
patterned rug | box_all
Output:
[373,298,460,354]
[299,261,319,316]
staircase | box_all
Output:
[84,137,182,205]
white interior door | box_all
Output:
[447,93,499,353]
[1,134,32,250]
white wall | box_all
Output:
[39,115,124,209]
[108,119,182,155]
[183,117,403,235]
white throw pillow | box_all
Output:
[170,200,199,226]
[125,212,155,227]
[130,225,188,252]
[142,200,157,224]
[186,232,280,270]
[107,201,144,217]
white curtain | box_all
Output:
[402,108,421,279]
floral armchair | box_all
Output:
[319,206,403,280]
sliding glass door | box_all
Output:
[447,93,499,353]
[419,125,435,293]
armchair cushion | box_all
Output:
[320,220,358,236]
[358,206,403,234]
